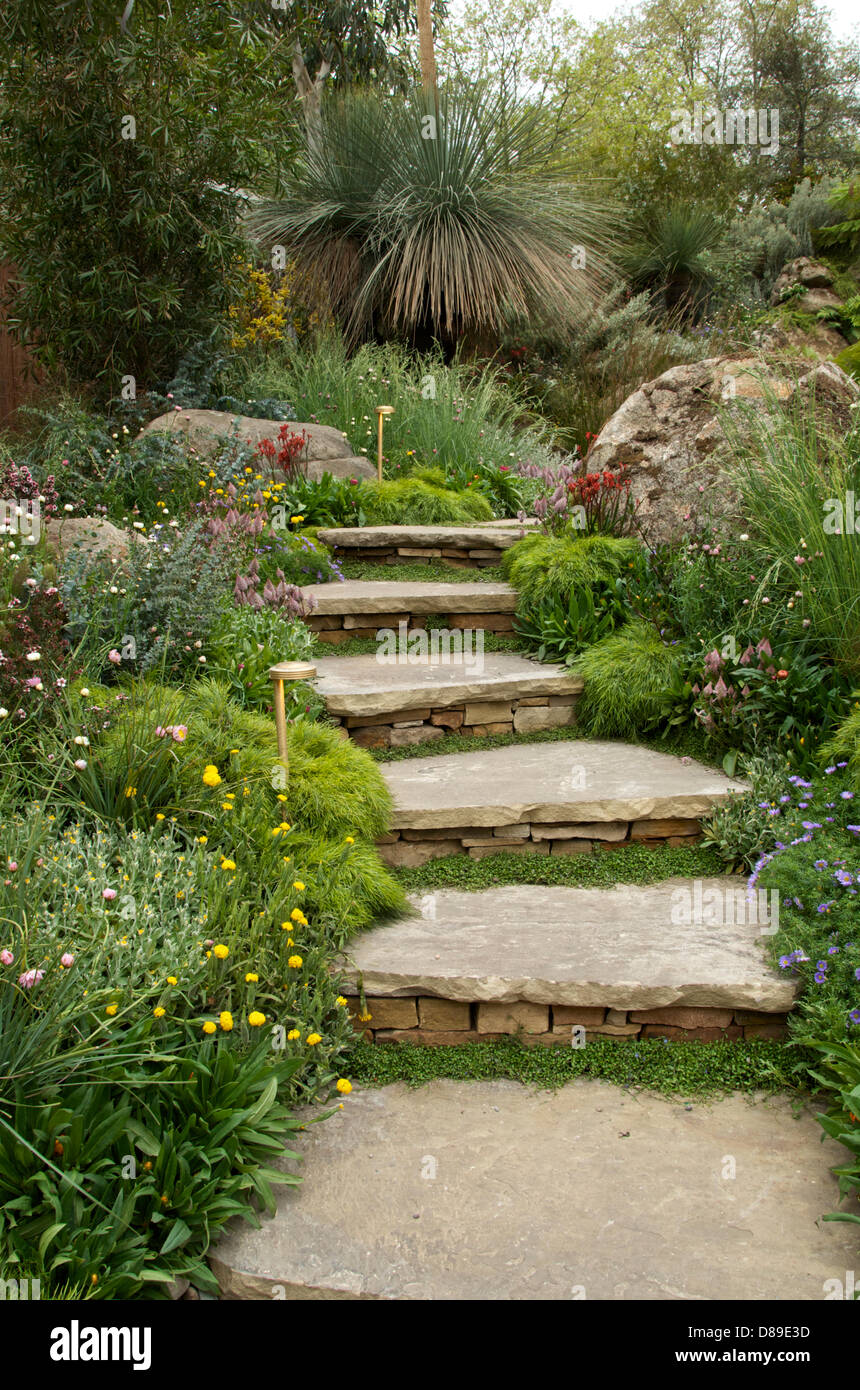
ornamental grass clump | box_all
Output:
[501,532,642,607]
[571,621,686,739]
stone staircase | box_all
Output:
[317,519,534,567]
[297,557,793,1047]
[211,535,814,1300]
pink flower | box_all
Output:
[18,969,44,988]
[107,649,122,665]
[74,759,87,770]
[0,949,13,966]
[8,861,17,872]
[60,953,74,968]
[171,725,188,742]
[102,888,117,900]
[155,726,167,738]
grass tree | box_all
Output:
[248,81,621,352]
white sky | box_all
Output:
[450,0,859,42]
[558,0,858,37]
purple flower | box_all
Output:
[849,1008,860,1025]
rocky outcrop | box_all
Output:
[586,356,860,543]
[139,409,375,481]
[769,256,836,306]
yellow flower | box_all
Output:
[292,880,305,891]
[202,1020,216,1034]
[155,813,165,821]
[336,1078,352,1095]
[167,976,177,985]
[306,1033,322,1046]
[287,1028,300,1041]
[245,972,259,983]
[221,802,234,811]
[213,944,229,959]
[288,955,303,969]
[248,1011,266,1027]
[290,907,306,923]
[153,1007,166,1018]
[220,859,236,872]
[202,765,222,788]
[345,836,354,844]
[359,1011,372,1022]
[336,996,348,1006]
[290,515,305,523]
[105,1003,118,1016]
[197,835,208,845]
[219,1011,234,1031]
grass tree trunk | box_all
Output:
[417,0,437,99]
[292,41,331,156]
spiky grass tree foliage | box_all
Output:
[621,202,727,318]
[247,82,620,347]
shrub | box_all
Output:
[358,473,493,526]
[207,605,319,713]
[43,679,405,934]
[60,520,235,682]
[501,532,641,607]
[820,706,860,788]
[571,622,685,738]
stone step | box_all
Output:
[380,740,746,837]
[210,1080,855,1299]
[302,579,518,641]
[312,651,582,746]
[317,521,533,567]
[335,882,795,1038]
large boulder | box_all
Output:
[138,409,375,481]
[586,356,860,543]
[46,515,141,562]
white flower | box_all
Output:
[198,655,207,663]
[25,650,41,662]
[739,533,749,541]
[132,521,145,530]
[0,708,8,718]
[74,758,87,770]
[64,503,73,512]
[80,688,90,697]
[73,735,89,746]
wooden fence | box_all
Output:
[0,263,40,426]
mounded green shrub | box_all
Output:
[501,532,642,606]
[359,471,493,526]
[56,678,405,933]
[571,622,685,738]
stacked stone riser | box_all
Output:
[378,816,703,865]
[334,545,503,567]
[335,694,579,748]
[307,611,516,642]
[343,997,789,1044]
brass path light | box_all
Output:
[268,660,317,774]
[375,404,394,484]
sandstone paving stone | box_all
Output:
[334,883,796,1012]
[381,740,746,831]
[299,580,517,615]
[210,1080,858,1300]
[312,652,583,719]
